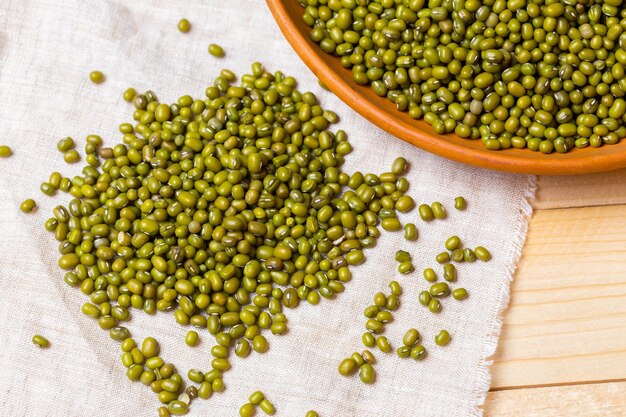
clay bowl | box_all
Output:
[266,0,626,174]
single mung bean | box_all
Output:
[185,330,199,347]
[403,223,417,241]
[423,268,437,282]
[402,328,420,347]
[431,202,446,219]
[338,358,357,376]
[376,336,391,353]
[419,291,431,307]
[435,330,451,346]
[395,250,411,262]
[57,137,74,152]
[361,350,375,364]
[89,71,104,84]
[178,18,191,33]
[389,280,402,296]
[418,204,434,221]
[359,363,375,384]
[240,403,255,417]
[436,252,450,264]
[122,87,136,102]
[454,197,467,210]
[0,145,12,157]
[475,246,492,261]
[391,157,408,175]
[306,411,319,417]
[63,150,80,163]
[259,399,276,415]
[20,199,37,213]
[428,298,441,313]
[452,288,469,300]
[32,335,50,348]
[208,44,224,57]
[249,391,265,404]
[410,345,426,360]
[397,261,414,274]
[397,345,411,358]
[445,236,461,251]
[443,263,457,282]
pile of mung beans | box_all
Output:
[300,0,626,153]
[38,62,429,415]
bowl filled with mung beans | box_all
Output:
[266,0,626,174]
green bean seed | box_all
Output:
[57,137,75,152]
[454,197,467,210]
[419,291,431,307]
[240,403,255,417]
[402,328,420,347]
[389,280,402,296]
[397,261,414,274]
[403,223,417,241]
[32,335,50,348]
[391,157,408,175]
[428,298,441,313]
[395,250,411,262]
[410,345,426,360]
[443,263,457,282]
[359,364,375,384]
[249,391,265,404]
[445,236,461,251]
[431,202,446,219]
[20,199,37,213]
[418,204,434,221]
[178,18,191,33]
[0,145,12,157]
[185,330,199,347]
[208,44,224,57]
[430,282,450,297]
[306,411,319,417]
[475,246,492,261]
[435,252,450,264]
[123,88,136,102]
[435,330,451,346]
[89,71,104,84]
[397,345,411,358]
[338,358,357,376]
[259,399,276,415]
[361,350,375,364]
[375,336,391,353]
[64,150,80,164]
[423,268,437,282]
[452,288,469,300]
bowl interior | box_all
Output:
[267,0,626,175]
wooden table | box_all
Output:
[484,169,626,416]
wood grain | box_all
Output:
[535,168,626,209]
[485,381,626,417]
[491,205,626,389]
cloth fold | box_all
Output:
[0,1,535,416]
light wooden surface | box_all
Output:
[485,171,626,415]
[485,381,626,417]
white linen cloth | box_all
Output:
[0,1,536,416]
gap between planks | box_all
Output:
[485,380,626,417]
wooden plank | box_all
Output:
[535,168,626,209]
[491,205,626,389]
[485,381,626,417]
